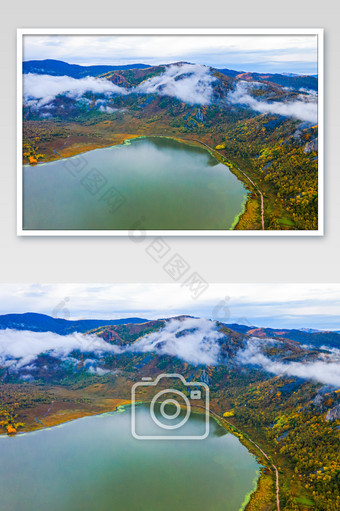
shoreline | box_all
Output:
[0,398,132,435]
[2,399,265,510]
[194,406,279,511]
[23,133,258,230]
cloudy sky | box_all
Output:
[0,284,339,330]
[23,34,318,74]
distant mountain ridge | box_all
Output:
[0,312,148,335]
[224,323,340,349]
[1,312,338,506]
[23,59,318,91]
[0,312,338,350]
[22,59,319,231]
[217,69,318,91]
[23,59,149,78]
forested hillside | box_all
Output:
[22,61,319,230]
[1,316,338,510]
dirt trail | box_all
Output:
[34,401,55,427]
[234,166,265,231]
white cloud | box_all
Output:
[129,317,224,365]
[23,64,216,108]
[237,338,340,387]
[0,282,340,330]
[0,329,120,369]
[98,104,119,113]
[0,318,224,370]
[88,365,110,376]
[136,64,216,105]
[23,66,318,117]
[23,34,317,73]
[1,322,340,387]
[2,284,340,331]
[23,73,126,107]
[227,81,318,123]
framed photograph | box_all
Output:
[0,283,339,510]
[17,29,323,236]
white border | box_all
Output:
[17,28,324,237]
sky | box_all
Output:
[0,283,339,331]
[23,34,318,75]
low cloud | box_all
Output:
[136,64,216,105]
[237,338,340,387]
[23,73,126,107]
[87,365,110,376]
[2,323,339,386]
[130,317,223,365]
[0,318,223,371]
[23,64,216,109]
[98,104,119,113]
[24,68,317,117]
[227,81,318,123]
[0,329,119,369]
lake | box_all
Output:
[23,137,247,230]
[0,405,259,511]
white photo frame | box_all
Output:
[17,28,324,236]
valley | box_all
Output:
[22,61,319,231]
[0,314,339,510]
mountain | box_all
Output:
[1,314,339,509]
[3,312,335,350]
[23,59,318,91]
[299,327,323,333]
[218,68,318,90]
[224,323,340,349]
[0,312,148,334]
[22,60,319,231]
[23,59,148,78]
[216,67,242,78]
[222,323,257,334]
[1,315,337,379]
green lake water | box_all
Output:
[23,137,247,230]
[0,405,259,511]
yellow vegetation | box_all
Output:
[223,410,235,417]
